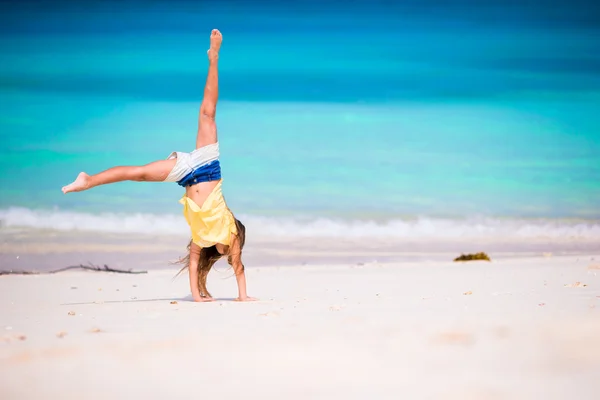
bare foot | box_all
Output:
[62,172,91,193]
[207,29,222,60]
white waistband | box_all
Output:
[164,142,220,182]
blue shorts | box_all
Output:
[177,160,222,187]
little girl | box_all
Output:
[62,29,257,302]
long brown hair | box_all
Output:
[174,218,246,298]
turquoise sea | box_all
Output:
[1,1,599,243]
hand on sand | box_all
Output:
[193,295,215,303]
[234,296,259,302]
[62,172,90,194]
[207,29,222,60]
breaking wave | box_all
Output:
[1,207,599,242]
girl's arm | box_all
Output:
[188,243,204,302]
[229,239,257,302]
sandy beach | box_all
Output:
[1,245,599,400]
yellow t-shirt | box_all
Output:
[179,180,237,248]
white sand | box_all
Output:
[1,255,600,399]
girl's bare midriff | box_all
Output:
[185,179,220,209]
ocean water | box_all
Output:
[1,1,599,243]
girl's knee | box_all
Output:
[132,166,147,181]
[201,102,216,119]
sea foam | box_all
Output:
[1,207,599,242]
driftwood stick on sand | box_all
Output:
[0,263,148,276]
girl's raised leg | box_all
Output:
[195,29,222,149]
[61,158,176,193]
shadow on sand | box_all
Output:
[59,296,247,306]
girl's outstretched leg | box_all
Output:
[195,29,222,149]
[62,158,176,193]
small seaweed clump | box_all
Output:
[454,252,491,262]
